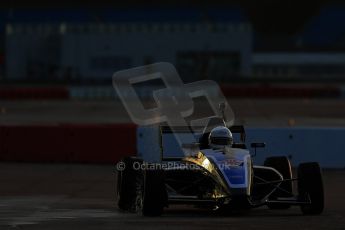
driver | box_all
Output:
[208,126,233,150]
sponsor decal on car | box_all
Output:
[221,158,244,168]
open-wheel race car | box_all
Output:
[115,119,324,216]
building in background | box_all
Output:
[4,8,252,83]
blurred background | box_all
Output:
[1,2,345,228]
[1,0,345,83]
[0,0,345,166]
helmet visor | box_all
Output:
[210,137,232,146]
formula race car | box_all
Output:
[115,119,324,216]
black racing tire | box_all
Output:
[264,156,293,209]
[116,157,143,212]
[142,167,167,216]
[298,162,324,215]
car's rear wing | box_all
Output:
[230,125,246,143]
[160,125,246,142]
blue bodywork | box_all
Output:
[202,148,251,191]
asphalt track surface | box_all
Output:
[0,99,345,229]
[1,98,345,126]
[0,163,344,230]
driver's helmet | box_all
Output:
[208,126,233,149]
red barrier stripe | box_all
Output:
[0,124,137,163]
[0,87,69,100]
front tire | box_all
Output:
[142,168,167,216]
[116,157,143,212]
[298,162,324,215]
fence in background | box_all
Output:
[0,84,343,100]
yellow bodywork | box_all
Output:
[182,151,230,199]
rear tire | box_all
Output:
[298,162,324,215]
[264,156,293,209]
[142,167,167,216]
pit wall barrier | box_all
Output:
[1,124,344,167]
[1,85,344,100]
[0,124,345,168]
[245,127,345,168]
[137,126,345,168]
[0,124,136,163]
